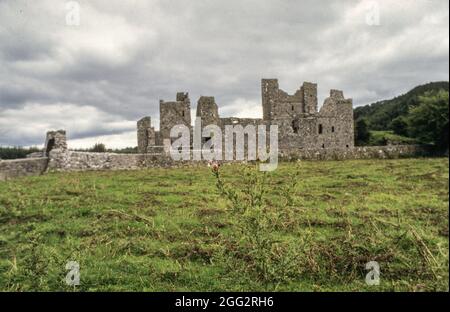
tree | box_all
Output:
[391,116,409,136]
[355,119,371,146]
[91,143,107,153]
[407,90,449,151]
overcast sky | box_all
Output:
[0,0,448,148]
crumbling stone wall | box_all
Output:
[0,157,49,181]
[47,150,143,171]
[302,82,318,114]
[260,79,354,151]
[139,78,354,154]
[44,130,67,156]
[46,150,203,171]
[261,79,318,120]
[40,144,433,174]
[280,145,433,161]
[315,90,354,149]
[159,92,191,146]
[137,117,156,153]
[197,96,220,126]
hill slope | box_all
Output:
[354,81,449,131]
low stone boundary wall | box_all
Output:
[46,150,182,171]
[44,144,435,173]
[0,157,49,181]
[279,145,434,161]
[0,145,436,180]
[47,151,142,171]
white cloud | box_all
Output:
[0,103,135,147]
[219,98,262,119]
[68,131,137,149]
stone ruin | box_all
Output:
[137,79,355,154]
[1,78,433,181]
[44,130,67,156]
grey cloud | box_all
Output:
[0,0,448,147]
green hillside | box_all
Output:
[354,81,449,130]
[354,82,449,149]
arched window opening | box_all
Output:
[318,124,323,134]
[332,126,335,133]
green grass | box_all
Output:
[369,130,419,146]
[0,158,448,291]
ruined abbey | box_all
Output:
[137,79,355,154]
[2,78,430,181]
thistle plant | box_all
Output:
[210,161,300,285]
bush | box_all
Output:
[355,119,371,146]
[391,116,409,136]
[407,90,449,151]
[211,162,303,285]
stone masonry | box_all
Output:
[44,130,67,156]
[138,79,354,153]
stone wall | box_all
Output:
[258,79,354,150]
[279,145,433,161]
[0,145,435,180]
[138,79,355,154]
[159,93,191,143]
[0,157,49,181]
[47,150,141,171]
[137,117,156,153]
[197,96,220,126]
[44,130,67,156]
[41,145,435,173]
[46,150,185,172]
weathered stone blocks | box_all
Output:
[0,157,49,181]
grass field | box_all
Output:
[368,131,420,146]
[0,158,448,291]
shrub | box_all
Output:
[355,119,371,146]
[211,162,303,285]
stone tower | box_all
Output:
[301,82,318,114]
[196,96,220,126]
[261,79,279,121]
[159,92,192,149]
[137,117,156,153]
[44,130,67,156]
